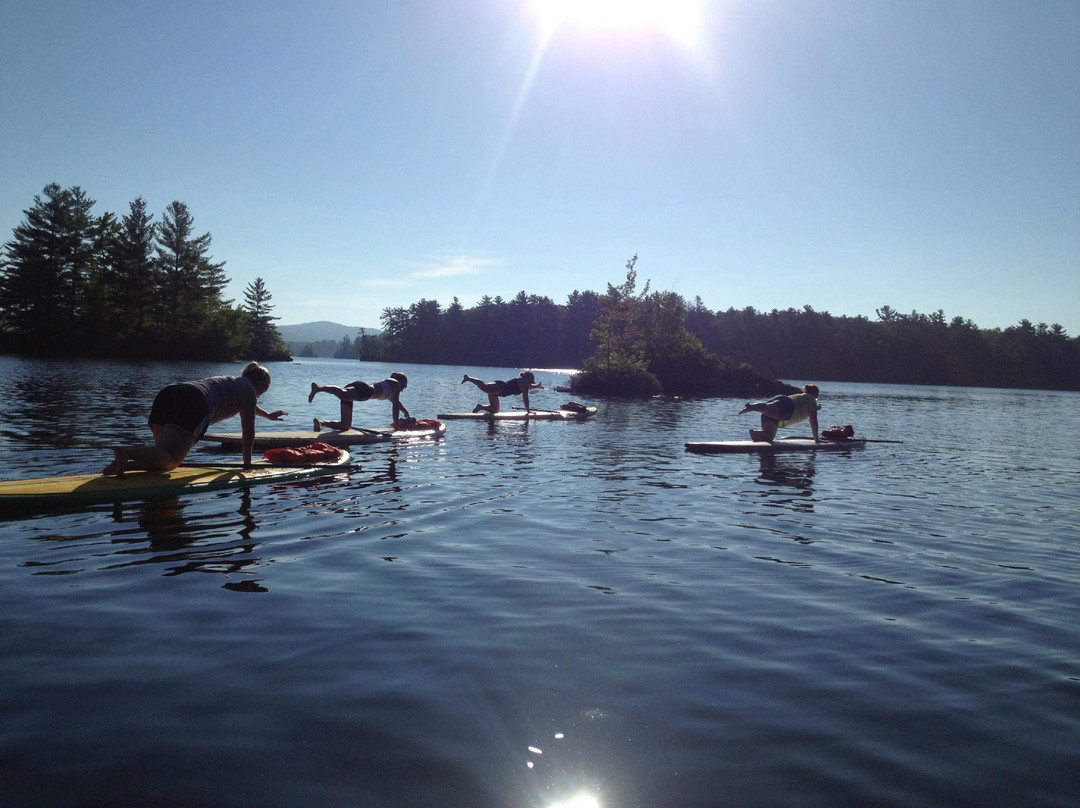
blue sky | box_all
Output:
[3,0,1078,335]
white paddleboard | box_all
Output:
[685,436,867,454]
[205,420,445,450]
[437,407,597,421]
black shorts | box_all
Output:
[496,380,520,398]
[148,384,211,437]
[345,381,376,402]
[761,394,795,426]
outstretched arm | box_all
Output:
[257,405,287,421]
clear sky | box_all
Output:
[3,0,1078,335]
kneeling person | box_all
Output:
[105,362,287,475]
[739,383,820,442]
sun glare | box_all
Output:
[546,793,601,808]
[533,0,703,47]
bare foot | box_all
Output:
[308,382,319,403]
[739,403,752,414]
[313,418,321,432]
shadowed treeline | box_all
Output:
[0,184,289,361]
[690,304,1079,390]
[365,295,1079,393]
[5,185,1075,391]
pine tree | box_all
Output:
[242,277,289,360]
[571,256,660,396]
[333,334,357,358]
[0,183,98,352]
[154,200,228,341]
[107,197,158,350]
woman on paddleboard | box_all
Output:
[739,383,820,443]
[308,372,410,431]
[461,371,543,415]
[104,362,287,476]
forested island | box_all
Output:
[0,184,289,362]
[3,185,1078,395]
[365,256,1080,394]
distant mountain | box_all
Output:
[276,321,379,343]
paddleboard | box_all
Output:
[685,436,867,455]
[0,452,351,513]
[392,420,448,439]
[205,420,445,450]
[437,407,597,421]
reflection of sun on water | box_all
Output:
[532,0,703,48]
[546,794,601,808]
[525,735,601,808]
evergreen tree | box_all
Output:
[589,255,649,371]
[0,184,98,353]
[638,290,725,395]
[333,334,357,358]
[379,306,409,357]
[561,290,602,365]
[358,328,387,361]
[401,299,443,362]
[575,256,661,397]
[243,277,290,360]
[79,210,123,355]
[154,200,228,341]
[153,201,232,357]
[442,298,467,363]
[106,197,158,352]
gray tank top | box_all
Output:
[186,375,253,425]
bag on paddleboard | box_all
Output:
[822,424,855,441]
[559,401,588,413]
[264,442,343,464]
[393,418,440,431]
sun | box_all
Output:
[532,0,704,48]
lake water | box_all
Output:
[0,355,1077,808]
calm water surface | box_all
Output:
[0,356,1077,807]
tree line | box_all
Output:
[687,304,1080,391]
[0,183,289,361]
[363,263,1080,393]
[5,186,1076,392]
[366,292,599,369]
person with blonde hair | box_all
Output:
[104,362,287,476]
[461,370,543,415]
[309,371,410,431]
[739,383,821,442]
